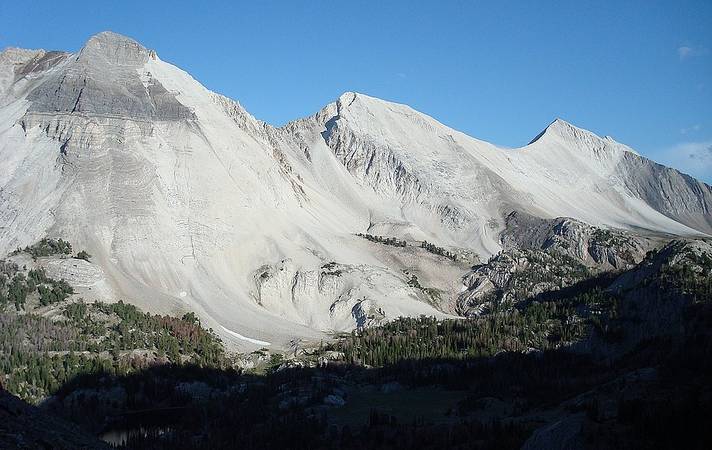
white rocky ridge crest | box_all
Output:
[0,31,710,350]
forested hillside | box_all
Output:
[1,239,710,449]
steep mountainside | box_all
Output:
[0,32,710,349]
[0,388,110,449]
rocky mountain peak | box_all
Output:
[333,91,416,117]
[78,31,153,66]
[337,91,359,105]
[22,30,191,121]
[0,47,45,65]
[526,117,640,162]
[332,91,387,120]
[528,118,590,145]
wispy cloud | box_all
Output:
[678,45,708,61]
[680,124,701,134]
[653,140,712,183]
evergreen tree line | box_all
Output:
[337,289,608,368]
[10,237,91,261]
[0,300,226,403]
[420,240,457,261]
[12,238,73,258]
[0,266,74,310]
[356,233,407,247]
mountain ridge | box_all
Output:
[0,31,710,350]
[0,31,702,182]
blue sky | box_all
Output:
[1,1,711,181]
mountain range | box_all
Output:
[1,31,710,350]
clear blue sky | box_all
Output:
[1,1,711,181]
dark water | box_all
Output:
[100,426,173,446]
[98,408,185,446]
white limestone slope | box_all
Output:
[287,92,707,254]
[0,32,710,350]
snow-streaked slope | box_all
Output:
[0,31,710,350]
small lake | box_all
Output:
[100,426,173,446]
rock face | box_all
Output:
[26,31,191,121]
[598,239,712,354]
[521,413,586,450]
[457,248,594,315]
[614,152,712,234]
[457,211,657,316]
[0,31,710,349]
[500,210,652,270]
[252,259,437,330]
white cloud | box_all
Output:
[678,45,708,61]
[678,46,693,59]
[680,124,701,134]
[653,141,712,183]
